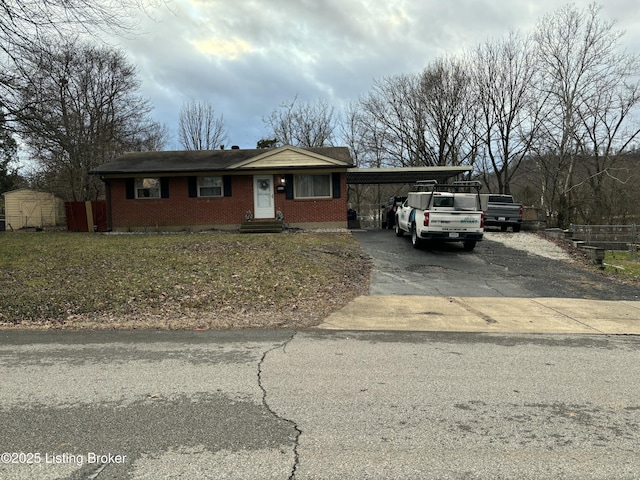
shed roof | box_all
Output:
[2,188,63,199]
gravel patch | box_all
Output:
[483,232,574,262]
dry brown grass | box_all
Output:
[0,230,371,330]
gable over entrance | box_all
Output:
[232,146,352,170]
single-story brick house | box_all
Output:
[91,145,354,232]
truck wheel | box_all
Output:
[463,240,476,251]
[500,225,508,232]
[395,222,404,237]
[411,225,422,249]
[513,224,521,233]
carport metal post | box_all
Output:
[376,183,381,228]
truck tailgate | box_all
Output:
[429,211,483,232]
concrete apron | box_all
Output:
[318,296,640,334]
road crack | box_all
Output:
[258,332,301,480]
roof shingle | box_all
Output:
[91,146,354,175]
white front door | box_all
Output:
[253,175,275,219]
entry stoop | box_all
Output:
[239,220,284,233]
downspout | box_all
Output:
[103,177,112,231]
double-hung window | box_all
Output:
[198,176,223,197]
[294,174,331,199]
[135,178,160,198]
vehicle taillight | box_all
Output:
[519,205,524,216]
[423,211,430,227]
[480,212,485,229]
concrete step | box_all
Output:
[239,220,283,233]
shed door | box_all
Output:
[253,175,274,219]
[20,201,39,228]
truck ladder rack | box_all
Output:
[412,180,482,193]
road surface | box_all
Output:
[1,330,639,480]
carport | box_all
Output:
[346,166,472,185]
[346,166,473,227]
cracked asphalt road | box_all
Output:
[2,329,640,479]
[258,331,302,480]
[0,330,298,480]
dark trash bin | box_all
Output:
[347,209,360,229]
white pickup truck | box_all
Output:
[395,181,484,250]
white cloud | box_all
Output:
[191,37,254,59]
[111,0,640,149]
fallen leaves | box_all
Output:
[0,231,371,330]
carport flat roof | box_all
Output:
[346,166,472,184]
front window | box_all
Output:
[198,176,223,197]
[294,174,331,198]
[135,178,160,198]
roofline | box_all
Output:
[347,166,473,173]
[94,165,351,176]
[346,166,473,185]
[91,145,354,175]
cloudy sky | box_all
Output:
[112,0,640,150]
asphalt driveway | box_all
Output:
[319,229,640,333]
[351,229,640,300]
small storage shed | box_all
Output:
[2,189,66,229]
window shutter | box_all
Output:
[188,177,198,198]
[332,172,341,199]
[223,176,232,197]
[285,174,294,200]
[125,179,135,199]
[160,178,170,198]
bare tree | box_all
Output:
[264,96,337,147]
[129,121,170,152]
[357,74,425,167]
[571,55,640,223]
[342,100,394,169]
[355,58,477,170]
[0,0,163,57]
[340,100,393,223]
[420,56,479,168]
[8,38,161,201]
[472,31,543,194]
[533,3,640,226]
[178,100,228,151]
[342,101,375,168]
[0,111,21,193]
[0,0,165,132]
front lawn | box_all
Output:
[0,231,370,330]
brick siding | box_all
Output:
[107,174,348,230]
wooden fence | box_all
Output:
[65,201,108,232]
[569,224,638,250]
